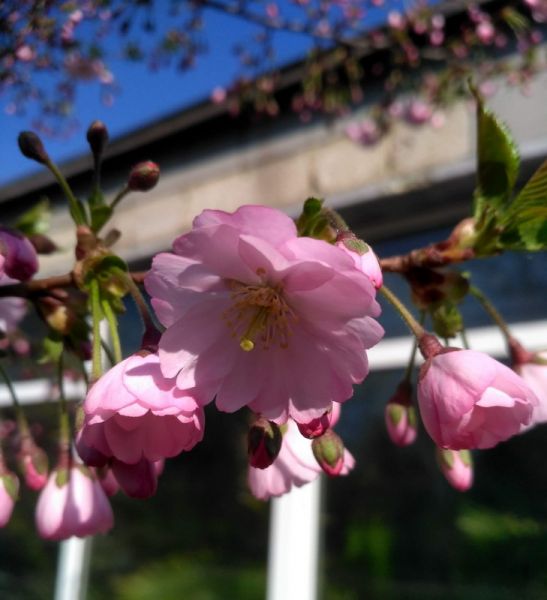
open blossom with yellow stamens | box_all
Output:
[145,205,384,423]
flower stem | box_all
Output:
[469,285,513,344]
[0,362,30,437]
[110,185,130,210]
[45,159,87,226]
[122,271,162,347]
[101,297,123,364]
[403,311,425,381]
[379,285,425,340]
[89,278,103,381]
[57,350,71,448]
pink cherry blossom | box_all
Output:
[514,350,547,426]
[110,457,159,499]
[437,448,473,492]
[248,418,355,500]
[146,205,383,424]
[81,352,205,465]
[35,464,113,540]
[418,349,538,450]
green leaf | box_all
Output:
[499,160,547,251]
[91,204,113,232]
[39,334,64,364]
[88,187,105,209]
[474,98,520,218]
[14,198,51,236]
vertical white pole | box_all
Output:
[54,537,93,600]
[266,477,322,600]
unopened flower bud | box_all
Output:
[385,380,418,447]
[17,131,49,164]
[311,429,345,476]
[296,412,332,439]
[28,233,57,255]
[86,120,109,157]
[18,439,49,490]
[127,161,160,192]
[0,227,39,281]
[437,448,473,491]
[248,417,282,469]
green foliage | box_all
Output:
[470,94,546,254]
[473,97,520,219]
[14,199,51,236]
[499,160,547,251]
[113,556,265,600]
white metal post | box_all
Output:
[266,477,322,600]
[54,537,93,600]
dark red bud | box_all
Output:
[17,131,49,164]
[86,120,109,157]
[296,411,333,439]
[127,161,160,192]
[248,417,282,469]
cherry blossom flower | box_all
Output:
[35,464,113,540]
[248,414,354,500]
[513,350,547,426]
[81,352,205,465]
[418,348,538,450]
[146,205,383,424]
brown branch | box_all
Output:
[0,271,149,298]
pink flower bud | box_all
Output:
[0,471,19,527]
[437,448,473,491]
[248,417,283,469]
[18,440,48,491]
[418,348,539,449]
[385,381,418,447]
[0,228,39,281]
[17,131,49,165]
[127,161,160,191]
[336,233,383,289]
[311,429,345,476]
[296,410,333,439]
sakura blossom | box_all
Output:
[81,352,205,465]
[513,350,547,426]
[35,464,113,541]
[418,348,539,450]
[146,205,384,424]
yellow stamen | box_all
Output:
[222,280,297,351]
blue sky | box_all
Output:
[0,2,406,187]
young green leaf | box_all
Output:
[474,99,520,219]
